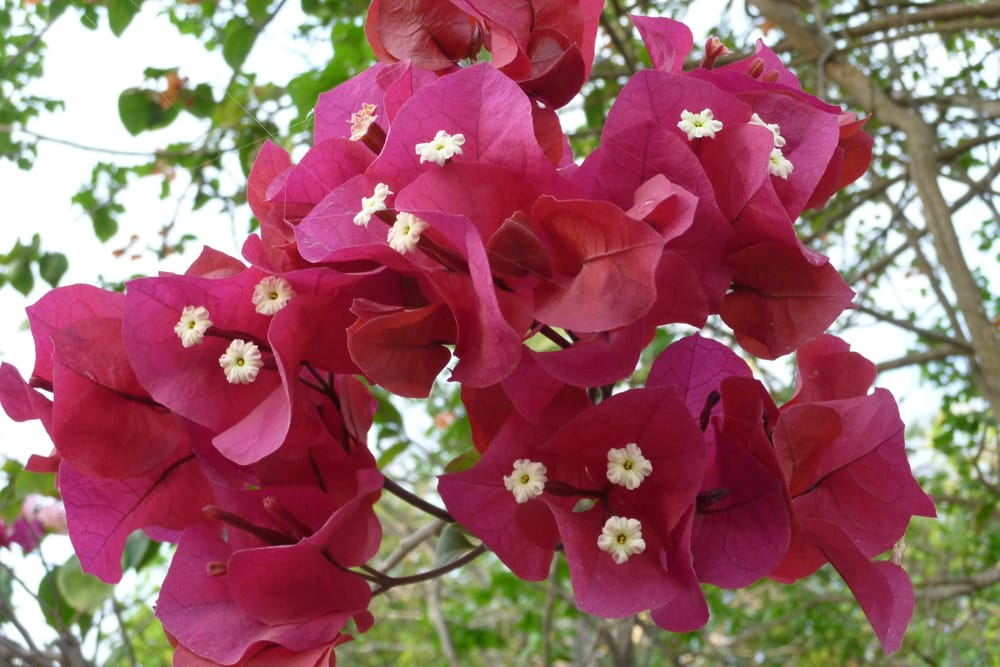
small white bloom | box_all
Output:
[606,443,653,490]
[768,148,795,179]
[349,103,378,142]
[219,339,264,384]
[415,130,465,166]
[597,516,647,564]
[252,276,296,315]
[353,183,393,227]
[749,112,786,147]
[677,108,723,140]
[387,212,428,254]
[174,305,213,347]
[503,459,548,503]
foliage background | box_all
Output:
[1,0,998,664]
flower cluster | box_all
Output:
[0,6,931,664]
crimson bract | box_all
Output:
[0,5,931,664]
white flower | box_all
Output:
[768,148,795,179]
[606,443,653,490]
[252,276,296,315]
[503,459,548,503]
[597,516,647,564]
[219,339,264,384]
[387,212,428,254]
[677,108,723,140]
[415,130,465,166]
[749,112,787,147]
[353,183,393,227]
[349,103,378,142]
[174,305,213,347]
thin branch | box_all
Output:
[375,518,446,574]
[382,477,454,523]
[425,578,460,667]
[917,565,1000,601]
[541,557,560,667]
[829,0,1000,41]
[372,544,488,595]
[0,125,201,158]
[853,304,973,350]
[875,345,969,372]
[111,594,139,667]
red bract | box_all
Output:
[365,0,482,71]
[771,389,934,651]
[157,468,382,664]
[648,336,790,588]
[4,286,191,479]
[531,196,665,332]
[1,8,933,662]
[366,0,603,108]
[59,446,212,583]
[442,388,709,624]
[721,242,856,359]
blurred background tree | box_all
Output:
[1,0,998,664]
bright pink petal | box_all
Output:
[531,196,664,332]
[691,435,790,587]
[347,300,457,398]
[807,519,915,653]
[25,284,124,384]
[721,242,855,359]
[631,15,693,73]
[60,450,211,583]
[786,334,877,405]
[372,64,554,185]
[646,334,753,421]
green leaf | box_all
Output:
[92,207,119,242]
[121,532,161,572]
[8,255,34,295]
[376,440,409,469]
[247,0,271,23]
[434,523,475,568]
[38,252,68,287]
[108,0,143,36]
[118,89,151,135]
[37,569,82,630]
[55,556,114,614]
[13,467,56,499]
[222,19,257,70]
[187,83,216,118]
[444,447,480,473]
[0,566,12,622]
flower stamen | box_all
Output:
[415,130,465,166]
[606,443,652,490]
[252,276,296,315]
[387,212,428,254]
[174,305,213,347]
[219,339,264,384]
[503,459,547,503]
[354,183,393,227]
[597,516,646,564]
[678,109,723,140]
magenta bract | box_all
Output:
[0,7,934,662]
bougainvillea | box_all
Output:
[0,3,933,663]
